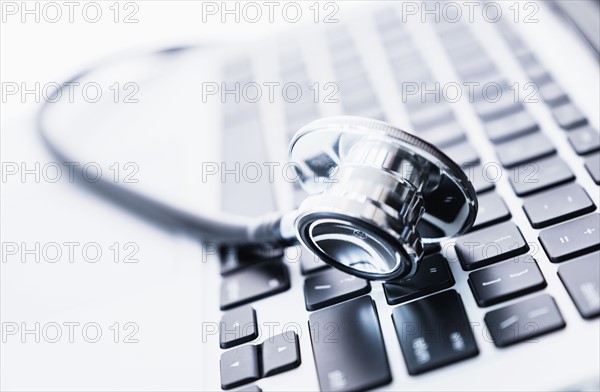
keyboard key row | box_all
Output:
[220,332,301,389]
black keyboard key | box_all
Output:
[261,332,301,377]
[501,29,525,50]
[220,344,261,390]
[558,252,600,319]
[509,156,575,196]
[455,57,497,78]
[525,62,552,84]
[514,48,537,66]
[220,261,290,310]
[538,82,569,107]
[585,154,600,184]
[309,296,392,391]
[468,255,546,307]
[455,221,529,270]
[418,121,466,148]
[463,164,495,194]
[471,192,511,230]
[417,220,443,254]
[474,94,523,121]
[220,306,258,349]
[495,132,555,168]
[410,104,454,131]
[299,247,329,275]
[552,103,588,130]
[236,385,262,392]
[392,290,479,375]
[568,126,600,155]
[539,213,600,262]
[523,183,596,228]
[220,244,284,276]
[304,268,370,311]
[470,76,511,102]
[485,110,539,143]
[442,141,480,168]
[484,294,565,347]
[383,254,455,305]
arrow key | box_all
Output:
[261,332,301,377]
[220,306,258,349]
[220,344,260,390]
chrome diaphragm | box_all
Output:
[289,116,478,281]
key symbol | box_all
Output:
[560,236,569,243]
[583,228,596,235]
[268,279,279,288]
[328,370,347,390]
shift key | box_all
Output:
[309,296,392,391]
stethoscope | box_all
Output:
[37,46,478,281]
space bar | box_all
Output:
[308,296,392,391]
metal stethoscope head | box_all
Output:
[36,46,477,282]
[287,116,478,281]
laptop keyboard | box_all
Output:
[215,5,599,391]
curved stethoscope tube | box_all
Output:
[35,47,293,247]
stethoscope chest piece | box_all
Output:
[289,116,478,281]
